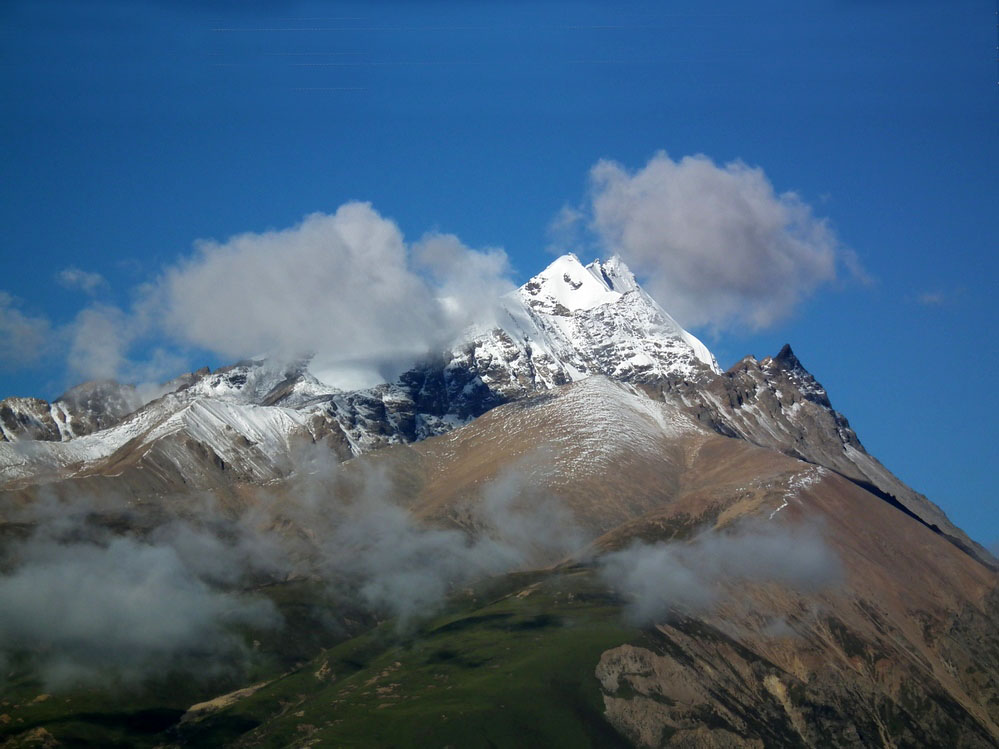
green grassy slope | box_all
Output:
[1,569,638,748]
[183,569,637,748]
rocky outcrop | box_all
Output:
[595,604,999,748]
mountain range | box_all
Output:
[0,254,996,747]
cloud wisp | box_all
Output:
[0,293,53,371]
[0,490,283,690]
[316,452,588,628]
[0,438,848,690]
[580,151,858,332]
[917,290,945,306]
[0,534,280,690]
[56,267,107,295]
[598,520,842,625]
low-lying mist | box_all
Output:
[597,520,843,625]
[0,445,843,691]
[0,448,588,690]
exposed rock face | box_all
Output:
[55,380,147,435]
[595,601,999,749]
[0,397,65,442]
[590,556,999,746]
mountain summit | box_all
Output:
[423,253,719,419]
[496,253,718,380]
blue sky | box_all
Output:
[1,1,997,545]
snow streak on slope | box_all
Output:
[769,466,829,520]
[0,400,171,482]
[0,363,334,485]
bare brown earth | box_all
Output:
[371,378,999,745]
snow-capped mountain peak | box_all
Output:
[515,252,648,312]
[499,253,719,379]
[0,251,724,484]
[519,252,623,313]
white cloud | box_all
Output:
[0,289,175,386]
[917,291,945,306]
[57,267,107,295]
[65,298,186,387]
[67,304,132,382]
[0,292,52,370]
[7,203,514,391]
[598,520,841,625]
[159,202,512,388]
[587,151,850,331]
[413,232,515,330]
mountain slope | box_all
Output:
[179,379,999,746]
[16,376,986,748]
[0,253,997,747]
[663,344,991,565]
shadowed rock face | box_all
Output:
[651,345,993,568]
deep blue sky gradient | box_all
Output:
[1,1,997,544]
